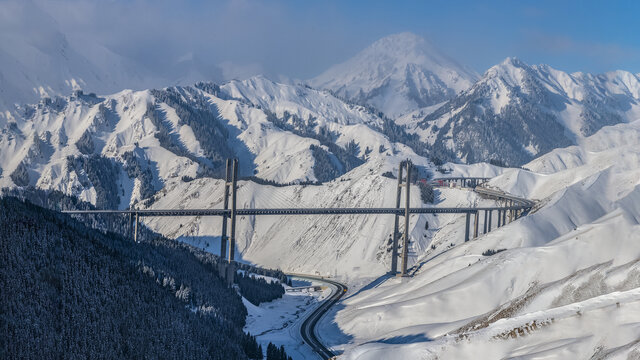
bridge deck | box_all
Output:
[63,205,531,217]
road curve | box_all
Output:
[289,274,347,360]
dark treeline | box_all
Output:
[121,150,156,202]
[66,154,121,209]
[236,272,286,306]
[266,342,293,360]
[0,197,261,359]
[418,181,435,204]
[0,188,292,359]
[309,144,342,182]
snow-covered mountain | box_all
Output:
[309,32,478,118]
[408,57,640,165]
[0,76,425,211]
[3,26,640,358]
[333,120,640,359]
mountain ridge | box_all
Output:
[309,32,478,118]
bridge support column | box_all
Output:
[229,158,238,263]
[497,210,502,227]
[129,212,133,240]
[390,162,404,275]
[483,210,488,234]
[464,212,471,242]
[473,211,479,238]
[502,208,507,226]
[220,159,231,258]
[400,161,412,277]
[134,212,139,243]
[488,210,493,232]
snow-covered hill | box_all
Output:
[0,76,432,210]
[309,33,478,118]
[410,57,640,166]
[333,120,640,359]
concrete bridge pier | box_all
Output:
[390,163,404,275]
[229,158,238,263]
[400,161,412,277]
[220,159,231,258]
[488,210,493,232]
[464,212,471,242]
[473,211,480,238]
[129,212,133,241]
[134,212,139,243]
[483,210,489,234]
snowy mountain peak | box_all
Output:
[482,57,535,89]
[414,56,640,166]
[309,33,478,118]
[364,32,438,60]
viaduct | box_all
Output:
[64,159,535,277]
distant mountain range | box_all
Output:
[405,57,640,165]
[308,33,640,166]
[2,28,640,196]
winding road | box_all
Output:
[290,274,348,360]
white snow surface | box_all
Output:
[0,78,418,204]
[309,32,478,118]
[3,61,640,358]
[334,120,640,359]
[414,57,640,153]
[243,278,332,359]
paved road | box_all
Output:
[290,274,347,360]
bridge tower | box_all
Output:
[391,160,413,277]
[220,158,239,264]
[220,159,231,259]
[390,162,404,275]
[229,158,239,263]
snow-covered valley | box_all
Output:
[2,23,640,359]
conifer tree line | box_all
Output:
[266,342,294,360]
[236,272,286,306]
[0,189,293,359]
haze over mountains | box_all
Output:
[3,6,640,359]
[4,28,640,168]
[309,32,478,118]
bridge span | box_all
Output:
[63,159,535,277]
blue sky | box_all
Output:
[16,0,640,79]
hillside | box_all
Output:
[0,196,266,359]
[0,78,422,210]
[332,120,640,359]
[409,57,640,165]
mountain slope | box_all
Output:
[411,57,640,165]
[309,32,478,118]
[0,196,262,359]
[335,120,640,359]
[0,77,425,209]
